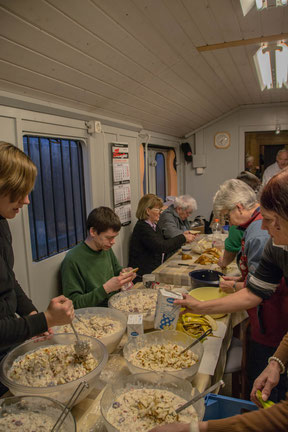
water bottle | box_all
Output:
[212,218,223,249]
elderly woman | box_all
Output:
[158,194,197,238]
[218,172,261,269]
[149,169,288,432]
[174,179,288,402]
[129,194,194,282]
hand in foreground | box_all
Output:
[174,293,202,315]
[250,361,281,407]
[149,422,208,432]
[219,280,235,293]
[44,295,75,328]
[149,423,190,432]
[104,272,135,294]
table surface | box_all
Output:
[73,238,247,431]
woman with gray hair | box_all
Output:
[158,194,197,258]
[158,195,197,238]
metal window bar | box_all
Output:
[23,136,86,261]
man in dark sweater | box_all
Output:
[0,142,74,384]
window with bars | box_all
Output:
[23,136,86,261]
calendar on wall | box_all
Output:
[112,143,131,225]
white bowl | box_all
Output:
[0,334,108,405]
[108,289,157,330]
[55,307,127,354]
[123,330,203,380]
[0,395,76,431]
[100,372,205,432]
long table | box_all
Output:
[73,241,247,430]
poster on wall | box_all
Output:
[112,143,131,226]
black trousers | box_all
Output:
[247,340,288,403]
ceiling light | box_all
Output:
[240,0,287,15]
[253,42,288,90]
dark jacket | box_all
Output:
[0,217,47,354]
[128,220,186,282]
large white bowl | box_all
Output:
[100,372,205,432]
[0,334,108,405]
[55,307,127,354]
[0,395,76,431]
[108,289,157,330]
[123,330,203,380]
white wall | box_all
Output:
[184,104,288,220]
[0,97,181,311]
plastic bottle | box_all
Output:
[211,218,223,249]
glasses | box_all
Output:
[151,208,163,213]
[223,207,236,221]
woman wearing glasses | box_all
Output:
[129,194,194,282]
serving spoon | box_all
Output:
[175,380,225,414]
[179,328,213,355]
[70,321,91,357]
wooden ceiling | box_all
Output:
[0,0,287,136]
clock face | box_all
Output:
[214,132,230,149]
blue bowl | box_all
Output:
[189,269,223,289]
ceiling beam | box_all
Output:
[197,33,288,52]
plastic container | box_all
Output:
[0,334,108,405]
[203,393,258,420]
[55,307,127,354]
[189,269,224,289]
[108,289,157,330]
[0,395,76,431]
[123,330,204,380]
[101,372,205,432]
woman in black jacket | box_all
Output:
[0,142,74,395]
[129,194,194,282]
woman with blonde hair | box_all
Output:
[0,142,74,395]
[129,194,194,282]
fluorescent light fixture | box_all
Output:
[240,0,287,14]
[254,42,288,90]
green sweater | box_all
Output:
[61,241,122,309]
[224,225,244,253]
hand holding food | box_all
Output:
[184,232,195,243]
[219,279,236,294]
[104,272,135,293]
[44,295,75,328]
[250,361,281,406]
[174,293,202,315]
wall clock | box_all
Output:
[214,132,230,149]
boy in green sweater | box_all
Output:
[61,207,135,308]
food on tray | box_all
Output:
[8,344,98,387]
[182,253,192,260]
[106,388,198,431]
[129,343,198,371]
[177,313,217,339]
[56,315,122,339]
[194,247,221,265]
[110,290,157,315]
[0,412,60,431]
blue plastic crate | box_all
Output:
[203,394,258,420]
